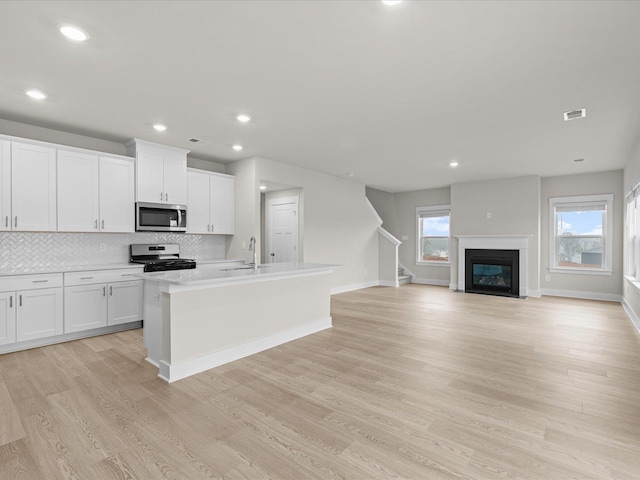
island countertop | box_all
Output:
[134,262,337,291]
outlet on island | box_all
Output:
[99,243,106,252]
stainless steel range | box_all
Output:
[129,244,196,272]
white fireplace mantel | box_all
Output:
[454,235,530,297]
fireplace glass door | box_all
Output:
[465,249,519,297]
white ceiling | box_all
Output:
[1,1,640,193]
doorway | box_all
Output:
[260,182,303,264]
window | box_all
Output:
[549,194,613,274]
[416,205,450,264]
[625,187,640,279]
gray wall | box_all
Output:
[540,170,623,298]
[0,118,227,173]
[229,157,380,291]
[450,175,541,293]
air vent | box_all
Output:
[574,158,585,163]
[186,138,210,144]
[563,108,586,121]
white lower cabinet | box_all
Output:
[108,280,143,326]
[63,269,144,333]
[64,283,108,333]
[0,292,17,345]
[16,287,64,342]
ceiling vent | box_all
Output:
[186,138,210,144]
[563,108,586,121]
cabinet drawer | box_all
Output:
[0,273,63,292]
[64,267,143,286]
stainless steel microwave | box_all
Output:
[136,202,187,232]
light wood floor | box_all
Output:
[1,285,640,479]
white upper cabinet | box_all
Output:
[11,142,57,232]
[99,156,135,232]
[0,140,11,232]
[57,150,100,232]
[127,139,189,205]
[57,150,135,233]
[186,169,235,235]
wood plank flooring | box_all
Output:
[1,284,640,479]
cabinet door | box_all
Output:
[186,170,210,234]
[16,287,63,342]
[0,140,11,232]
[99,157,135,232]
[64,284,108,333]
[163,153,187,205]
[107,280,143,326]
[57,150,99,232]
[11,142,57,231]
[0,292,17,345]
[136,149,165,203]
[210,175,235,234]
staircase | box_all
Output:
[398,265,411,285]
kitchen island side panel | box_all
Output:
[163,272,331,366]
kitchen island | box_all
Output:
[136,262,336,382]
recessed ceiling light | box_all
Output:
[26,89,47,100]
[59,24,89,42]
[236,114,251,123]
[153,124,167,132]
[563,108,586,121]
[381,0,402,5]
[232,144,243,151]
[259,185,267,190]
[449,161,459,167]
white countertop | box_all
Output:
[0,263,144,276]
[135,262,337,289]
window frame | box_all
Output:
[548,194,613,275]
[416,204,451,266]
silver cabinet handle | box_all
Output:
[207,224,210,232]
[14,216,17,228]
[95,219,98,229]
[101,219,105,229]
[19,295,22,307]
[165,193,168,202]
[80,276,94,280]
[121,274,133,277]
[9,295,12,308]
[103,286,106,296]
[4,216,7,228]
[160,192,163,201]
[109,286,113,296]
[32,280,48,283]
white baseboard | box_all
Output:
[540,288,622,302]
[411,277,449,287]
[526,289,542,298]
[0,321,142,355]
[621,298,640,335]
[449,282,458,290]
[159,317,332,383]
[379,280,400,287]
[331,281,379,295]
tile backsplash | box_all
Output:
[0,232,226,270]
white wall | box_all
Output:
[540,170,623,298]
[229,157,379,291]
[450,175,541,293]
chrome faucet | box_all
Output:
[248,237,257,267]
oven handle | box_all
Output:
[178,209,183,228]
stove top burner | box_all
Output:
[129,244,196,272]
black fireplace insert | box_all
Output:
[465,249,519,298]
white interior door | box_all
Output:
[267,196,299,263]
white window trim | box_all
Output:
[548,194,613,274]
[416,204,451,266]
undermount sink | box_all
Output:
[219,265,265,272]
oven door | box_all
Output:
[136,202,187,232]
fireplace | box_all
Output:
[465,249,520,298]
